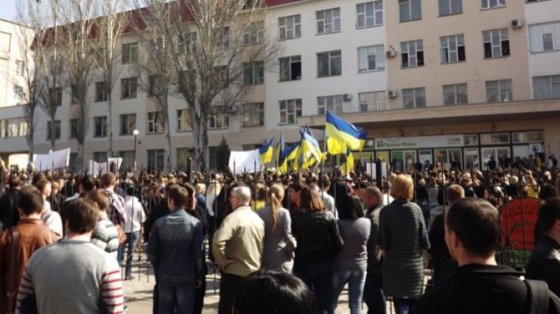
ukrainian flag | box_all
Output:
[340,149,355,175]
[299,128,322,169]
[259,137,274,164]
[278,143,299,173]
[325,111,367,154]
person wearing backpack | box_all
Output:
[415,198,560,314]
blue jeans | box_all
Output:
[294,260,335,314]
[333,268,367,314]
[158,281,195,314]
[393,298,416,314]
[124,231,139,278]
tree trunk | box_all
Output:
[163,94,172,173]
[107,85,114,158]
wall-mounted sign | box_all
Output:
[375,134,464,150]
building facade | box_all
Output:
[1,0,559,172]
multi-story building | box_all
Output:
[1,0,560,172]
[0,19,33,165]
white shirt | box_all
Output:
[42,206,63,236]
[123,196,146,233]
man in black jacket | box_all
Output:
[415,198,560,314]
[527,197,560,297]
[0,174,22,230]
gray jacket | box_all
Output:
[378,199,430,298]
[258,206,297,273]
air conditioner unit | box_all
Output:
[512,19,523,29]
[387,90,398,99]
[386,49,397,58]
[343,93,353,102]
[228,104,238,113]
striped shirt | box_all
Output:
[91,218,120,260]
[16,239,124,314]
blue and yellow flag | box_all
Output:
[340,149,355,175]
[259,137,274,164]
[325,111,367,155]
[278,143,299,174]
[299,128,322,169]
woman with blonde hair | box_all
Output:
[257,184,297,273]
[378,174,430,314]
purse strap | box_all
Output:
[6,228,20,313]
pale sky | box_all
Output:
[0,1,19,22]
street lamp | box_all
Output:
[132,129,139,174]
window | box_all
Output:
[483,29,510,58]
[94,116,108,137]
[279,15,301,40]
[244,21,264,45]
[70,85,79,105]
[15,60,24,76]
[401,40,424,68]
[49,87,63,107]
[486,79,512,102]
[217,27,230,49]
[214,66,229,88]
[243,61,264,85]
[69,119,79,138]
[402,87,426,109]
[177,32,197,54]
[208,106,229,129]
[148,75,164,97]
[358,45,385,72]
[399,0,422,22]
[529,22,560,53]
[121,77,137,99]
[481,0,505,9]
[176,147,194,170]
[279,56,301,81]
[279,99,302,124]
[95,81,107,102]
[177,109,192,131]
[533,75,560,99]
[117,151,134,171]
[443,83,468,105]
[14,85,24,103]
[147,149,165,172]
[93,152,106,163]
[357,1,383,28]
[0,118,28,138]
[359,91,387,111]
[242,102,264,127]
[147,112,165,134]
[120,114,136,135]
[441,34,466,63]
[318,95,343,114]
[0,32,11,53]
[317,50,342,77]
[439,0,462,16]
[316,8,341,34]
[47,120,61,140]
[49,56,63,75]
[122,42,138,64]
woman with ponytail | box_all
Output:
[258,184,297,273]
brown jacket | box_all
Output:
[0,218,59,313]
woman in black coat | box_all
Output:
[378,174,430,314]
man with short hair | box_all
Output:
[527,197,560,296]
[415,198,560,314]
[359,185,386,314]
[16,198,124,313]
[148,185,203,314]
[213,186,265,314]
[0,186,58,313]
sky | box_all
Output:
[0,1,19,22]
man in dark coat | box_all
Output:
[527,197,560,297]
[415,198,560,314]
[0,174,22,231]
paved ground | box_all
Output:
[122,262,380,314]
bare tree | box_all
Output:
[133,27,174,172]
[15,2,41,160]
[132,0,278,170]
[55,0,97,172]
[92,1,130,159]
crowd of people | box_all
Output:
[1,160,560,313]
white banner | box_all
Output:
[33,148,70,170]
[8,154,29,170]
[228,150,262,174]
[365,162,388,180]
[88,158,123,176]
